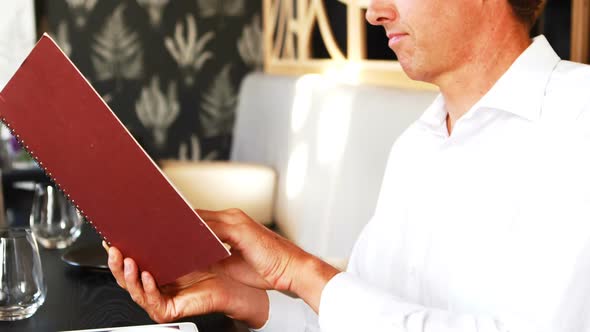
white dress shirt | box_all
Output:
[253,35,590,332]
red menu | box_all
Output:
[0,34,230,285]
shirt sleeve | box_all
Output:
[317,209,590,332]
[250,290,319,332]
[315,168,546,332]
[317,214,534,332]
[318,272,524,332]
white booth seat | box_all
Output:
[161,161,277,226]
[230,73,437,265]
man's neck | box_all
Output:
[436,23,532,134]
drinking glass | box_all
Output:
[0,228,46,320]
[30,183,83,249]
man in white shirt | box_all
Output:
[107,0,590,331]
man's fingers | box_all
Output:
[142,271,163,306]
[141,271,176,323]
[196,208,248,225]
[174,277,224,316]
[124,258,146,306]
[142,271,164,314]
[142,272,159,296]
[206,220,242,249]
[214,254,272,289]
[107,249,172,322]
[107,246,127,290]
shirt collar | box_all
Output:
[419,94,447,133]
[419,35,560,132]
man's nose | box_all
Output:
[365,0,397,26]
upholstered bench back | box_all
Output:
[231,73,437,263]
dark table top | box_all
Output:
[0,223,250,332]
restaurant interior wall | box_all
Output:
[41,0,262,161]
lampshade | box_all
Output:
[161,161,277,226]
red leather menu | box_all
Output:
[0,34,230,285]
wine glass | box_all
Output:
[29,183,82,249]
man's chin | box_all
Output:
[397,59,419,81]
[396,58,434,84]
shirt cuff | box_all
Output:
[249,290,308,332]
[318,272,422,332]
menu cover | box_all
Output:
[0,34,230,285]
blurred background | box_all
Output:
[0,0,577,164]
[36,0,263,161]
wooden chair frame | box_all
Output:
[571,0,590,63]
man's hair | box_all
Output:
[508,0,543,26]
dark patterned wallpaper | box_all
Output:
[46,0,262,161]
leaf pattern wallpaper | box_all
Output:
[164,14,215,86]
[135,76,179,148]
[47,0,262,161]
[238,14,263,70]
[200,64,237,138]
[91,4,143,90]
[197,0,245,19]
[65,0,98,28]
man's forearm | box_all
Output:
[225,282,270,329]
[290,255,340,313]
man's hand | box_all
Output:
[199,208,340,312]
[105,207,340,322]
[105,245,269,328]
